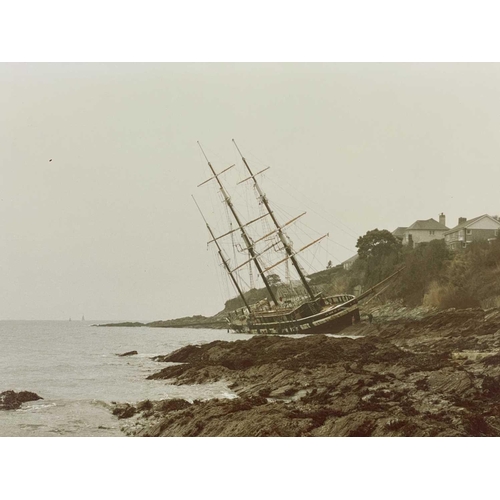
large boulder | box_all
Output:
[0,390,43,410]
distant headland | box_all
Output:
[97,314,227,329]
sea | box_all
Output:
[0,320,253,437]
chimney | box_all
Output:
[459,217,467,225]
[439,213,446,226]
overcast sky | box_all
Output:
[2,63,500,320]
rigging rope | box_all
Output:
[233,141,361,239]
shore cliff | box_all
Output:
[112,306,500,436]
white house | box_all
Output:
[444,214,500,250]
[401,213,449,246]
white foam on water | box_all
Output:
[0,321,252,436]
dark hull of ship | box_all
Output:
[229,302,360,335]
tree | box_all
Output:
[356,229,402,260]
[326,260,332,269]
[396,239,450,305]
[354,229,403,287]
[267,273,282,286]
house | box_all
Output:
[401,213,449,246]
[444,214,500,250]
[342,254,358,271]
[392,227,408,242]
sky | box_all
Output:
[2,2,500,484]
[2,62,500,320]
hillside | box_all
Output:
[100,235,500,329]
[299,236,500,312]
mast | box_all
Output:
[197,143,279,306]
[232,139,316,301]
[192,196,251,313]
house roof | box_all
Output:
[392,227,408,237]
[444,214,500,234]
[407,218,449,231]
[342,254,358,265]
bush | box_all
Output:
[424,282,480,309]
[394,240,450,306]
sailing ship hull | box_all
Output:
[228,297,360,335]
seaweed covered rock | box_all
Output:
[0,390,43,410]
[117,307,500,436]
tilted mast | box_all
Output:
[197,142,279,306]
[232,139,316,301]
[192,196,251,313]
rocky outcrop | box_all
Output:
[97,322,145,327]
[117,350,138,357]
[116,307,500,436]
[98,315,227,330]
[0,390,42,410]
[148,315,227,329]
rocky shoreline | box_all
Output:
[112,306,500,436]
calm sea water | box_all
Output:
[0,320,253,437]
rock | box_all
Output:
[152,399,191,413]
[314,411,381,437]
[112,403,137,419]
[0,390,43,410]
[117,350,138,357]
[427,368,474,395]
[113,306,500,436]
[98,322,145,327]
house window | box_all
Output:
[429,230,435,235]
[466,229,472,235]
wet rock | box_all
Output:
[115,306,500,436]
[118,350,138,357]
[136,400,153,412]
[427,368,474,395]
[112,403,137,419]
[0,390,42,410]
[152,398,192,413]
[314,411,381,437]
[481,353,500,366]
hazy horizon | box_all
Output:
[2,63,500,320]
